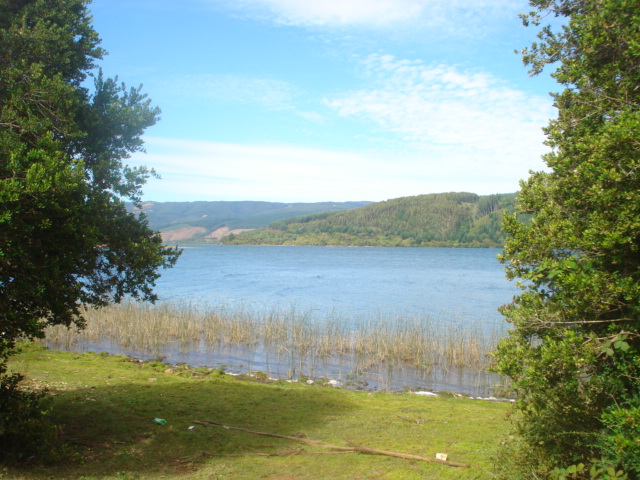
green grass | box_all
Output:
[3,343,511,479]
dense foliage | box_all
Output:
[492,0,640,477]
[222,192,516,247]
[0,0,179,460]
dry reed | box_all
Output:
[42,302,504,376]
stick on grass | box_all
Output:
[192,421,470,468]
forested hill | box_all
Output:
[128,200,371,242]
[221,192,517,247]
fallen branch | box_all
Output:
[210,451,352,458]
[395,414,429,425]
[192,421,353,451]
[345,441,470,468]
[211,452,284,457]
[192,421,469,468]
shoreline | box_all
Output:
[42,338,510,398]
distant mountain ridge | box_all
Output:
[221,192,517,248]
[128,200,372,242]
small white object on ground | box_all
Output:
[411,391,438,396]
[436,453,448,461]
[188,426,195,430]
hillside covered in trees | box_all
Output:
[221,192,517,247]
[128,200,371,242]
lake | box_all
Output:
[154,245,515,327]
[51,246,519,396]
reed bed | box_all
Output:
[42,302,505,378]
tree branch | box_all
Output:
[192,421,470,468]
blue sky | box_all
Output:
[89,0,558,203]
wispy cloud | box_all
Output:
[133,137,394,202]
[133,55,555,203]
[233,0,423,27]
[168,74,300,110]
[132,134,542,203]
[326,53,553,166]
[212,0,521,32]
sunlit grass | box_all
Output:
[7,344,512,480]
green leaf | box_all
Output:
[614,341,630,352]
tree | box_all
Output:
[0,0,180,459]
[491,0,640,477]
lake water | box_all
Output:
[56,246,519,396]
[154,245,515,327]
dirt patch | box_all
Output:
[161,226,207,242]
[206,226,255,239]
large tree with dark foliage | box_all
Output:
[492,0,640,478]
[0,0,179,459]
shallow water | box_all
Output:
[47,337,507,396]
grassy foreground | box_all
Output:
[5,343,511,480]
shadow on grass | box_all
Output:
[12,374,357,479]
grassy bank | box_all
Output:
[5,343,510,479]
[42,303,505,388]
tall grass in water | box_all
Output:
[43,302,504,377]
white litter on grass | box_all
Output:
[411,391,438,397]
[436,453,448,461]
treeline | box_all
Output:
[222,192,517,247]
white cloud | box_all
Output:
[169,74,299,110]
[134,138,392,202]
[131,134,541,203]
[130,57,555,203]
[212,0,520,31]
[237,0,423,27]
[326,53,553,167]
